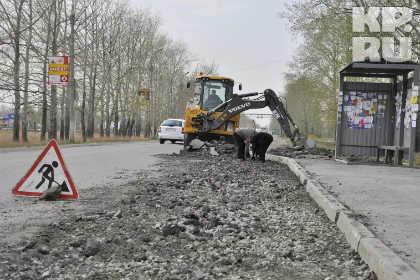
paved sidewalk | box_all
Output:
[296,157,420,273]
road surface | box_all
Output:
[0,141,181,209]
[0,141,182,244]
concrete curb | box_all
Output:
[305,180,347,223]
[336,212,374,251]
[267,154,420,280]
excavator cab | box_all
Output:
[184,75,240,145]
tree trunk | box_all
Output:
[135,117,141,137]
[68,0,77,143]
[105,78,111,137]
[22,0,33,142]
[48,1,62,139]
[41,87,48,141]
[60,88,66,140]
[13,55,21,142]
[81,68,87,142]
[41,4,52,142]
[81,25,88,142]
[100,94,105,137]
[90,69,97,135]
[113,93,119,136]
[87,84,95,138]
[49,0,59,140]
[128,118,135,137]
[87,69,96,138]
[113,60,121,136]
[12,0,24,142]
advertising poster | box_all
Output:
[343,91,384,129]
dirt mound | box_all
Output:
[0,152,373,280]
[269,146,334,159]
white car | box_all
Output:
[158,119,185,144]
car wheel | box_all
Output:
[159,139,165,144]
[170,140,176,144]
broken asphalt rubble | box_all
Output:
[0,147,375,279]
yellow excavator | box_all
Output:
[183,74,303,148]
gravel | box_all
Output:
[0,150,375,280]
[269,147,334,159]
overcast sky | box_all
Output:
[131,0,298,94]
[131,0,298,127]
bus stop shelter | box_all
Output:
[335,62,420,167]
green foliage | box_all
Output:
[281,0,353,138]
[285,77,332,137]
[282,0,419,139]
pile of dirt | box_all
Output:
[0,152,374,280]
[269,146,334,159]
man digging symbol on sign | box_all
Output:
[12,139,79,199]
[35,161,59,190]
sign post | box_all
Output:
[138,88,151,101]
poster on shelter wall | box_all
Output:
[395,91,402,128]
[404,89,413,129]
[343,91,385,129]
[394,85,420,129]
[400,87,419,129]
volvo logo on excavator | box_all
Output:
[228,102,251,114]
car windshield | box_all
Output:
[202,81,230,110]
[161,120,183,127]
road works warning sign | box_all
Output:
[12,139,79,199]
[48,56,69,85]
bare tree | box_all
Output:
[22,0,33,142]
[0,0,195,143]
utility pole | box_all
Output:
[68,0,76,143]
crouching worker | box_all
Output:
[251,132,273,162]
[234,128,256,160]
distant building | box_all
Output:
[0,113,14,128]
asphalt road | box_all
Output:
[0,141,182,209]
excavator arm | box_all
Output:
[191,89,303,146]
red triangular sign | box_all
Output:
[12,139,79,199]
